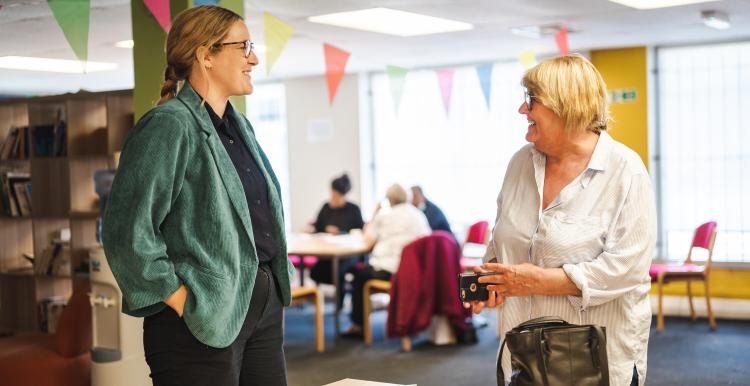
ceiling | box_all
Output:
[1,0,750,97]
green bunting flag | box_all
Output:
[386,65,408,114]
[47,0,90,64]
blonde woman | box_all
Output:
[466,55,655,386]
[102,5,293,386]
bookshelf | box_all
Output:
[0,89,133,333]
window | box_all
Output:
[657,42,750,263]
[369,62,528,236]
[246,83,291,230]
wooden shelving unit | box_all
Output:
[0,89,133,333]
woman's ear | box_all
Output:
[196,45,213,70]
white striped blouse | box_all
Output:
[485,131,656,386]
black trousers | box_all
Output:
[143,264,286,386]
[350,265,391,326]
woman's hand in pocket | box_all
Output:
[164,284,188,317]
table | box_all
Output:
[286,232,372,336]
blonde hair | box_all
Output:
[158,5,243,105]
[522,54,609,134]
[385,184,407,206]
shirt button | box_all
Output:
[229,139,234,144]
[246,168,251,173]
[255,199,261,205]
[265,232,271,238]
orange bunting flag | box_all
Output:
[323,43,351,105]
[555,27,569,55]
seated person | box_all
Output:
[309,173,365,309]
[410,185,453,234]
[343,183,431,337]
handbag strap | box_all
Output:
[514,316,568,331]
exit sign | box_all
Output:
[608,89,637,103]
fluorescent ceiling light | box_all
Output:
[115,40,134,48]
[0,56,118,73]
[702,10,730,29]
[308,7,473,37]
[607,0,719,10]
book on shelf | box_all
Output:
[1,171,30,217]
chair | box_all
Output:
[0,282,92,386]
[464,221,489,245]
[290,286,325,352]
[363,231,469,351]
[650,221,718,332]
[288,255,318,286]
[363,279,411,351]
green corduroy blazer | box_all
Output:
[102,82,294,348]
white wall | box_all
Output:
[284,74,363,231]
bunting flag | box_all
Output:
[519,49,537,70]
[436,69,455,116]
[143,0,170,33]
[193,0,220,5]
[556,27,569,55]
[386,65,409,113]
[47,0,90,63]
[323,44,351,105]
[264,12,294,75]
[475,63,494,110]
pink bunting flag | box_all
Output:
[323,43,351,105]
[436,69,455,116]
[555,27,569,55]
[144,0,170,33]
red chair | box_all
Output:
[650,221,718,332]
[464,221,489,245]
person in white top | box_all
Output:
[342,183,431,337]
[465,55,656,386]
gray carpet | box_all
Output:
[284,304,750,386]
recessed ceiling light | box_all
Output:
[510,24,569,39]
[702,10,730,29]
[0,56,118,73]
[308,7,473,37]
[607,0,719,10]
[115,40,134,48]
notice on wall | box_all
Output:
[307,119,335,144]
[608,89,637,104]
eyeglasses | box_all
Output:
[524,89,535,110]
[213,40,254,58]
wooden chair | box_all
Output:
[650,221,718,332]
[362,279,411,351]
[290,286,324,352]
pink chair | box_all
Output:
[650,221,718,332]
[288,255,318,286]
[464,221,489,245]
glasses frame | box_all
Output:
[213,40,254,58]
[524,89,535,110]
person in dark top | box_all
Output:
[410,185,453,234]
[308,173,365,309]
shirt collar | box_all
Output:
[204,101,234,133]
[586,131,614,172]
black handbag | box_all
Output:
[497,316,609,386]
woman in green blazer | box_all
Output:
[102,5,293,386]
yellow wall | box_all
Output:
[591,47,750,300]
[591,47,649,169]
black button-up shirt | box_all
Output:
[205,102,276,263]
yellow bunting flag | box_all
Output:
[519,49,537,69]
[264,12,294,76]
